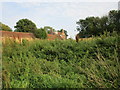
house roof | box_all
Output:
[47,34,62,40]
[0,31,66,40]
[0,31,35,38]
[57,32,63,35]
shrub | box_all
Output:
[2,32,119,88]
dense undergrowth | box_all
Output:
[2,32,120,88]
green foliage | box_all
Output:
[0,22,12,31]
[76,10,120,37]
[2,32,119,88]
[43,26,55,34]
[14,18,37,33]
[34,28,47,39]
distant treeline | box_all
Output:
[0,19,68,39]
[1,10,119,38]
[76,10,120,38]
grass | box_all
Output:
[2,32,120,88]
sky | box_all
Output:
[0,1,119,39]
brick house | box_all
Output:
[47,29,66,40]
[0,29,66,43]
[0,31,35,43]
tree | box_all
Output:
[43,26,55,34]
[76,17,101,37]
[14,19,37,33]
[34,28,47,39]
[76,10,120,37]
[0,22,12,31]
[108,10,120,33]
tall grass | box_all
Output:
[2,32,119,88]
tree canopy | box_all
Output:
[76,10,120,38]
[14,19,37,33]
[34,28,47,39]
[0,22,12,31]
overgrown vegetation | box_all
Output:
[2,32,119,88]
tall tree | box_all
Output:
[76,17,101,37]
[108,10,120,33]
[0,22,12,31]
[14,19,37,33]
[76,10,120,37]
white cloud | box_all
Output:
[0,0,120,2]
[16,2,42,8]
[0,3,2,21]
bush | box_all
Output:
[2,32,119,88]
[34,28,47,39]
